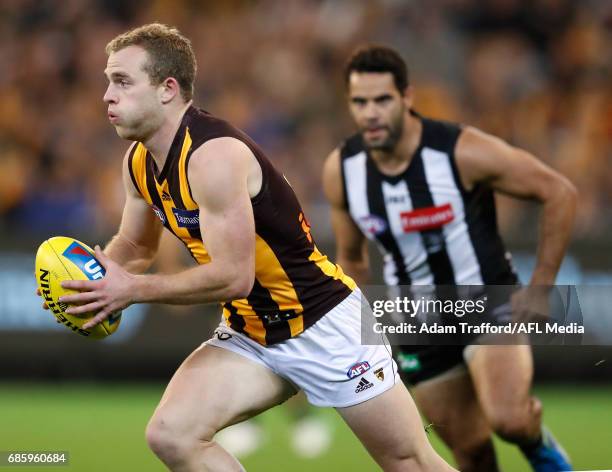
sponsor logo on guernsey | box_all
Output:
[161,191,172,201]
[400,203,454,233]
[347,361,371,379]
[354,377,374,393]
[151,205,166,224]
[61,242,105,280]
[374,368,385,382]
[172,208,200,229]
[359,215,387,235]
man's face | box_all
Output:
[103,46,164,141]
[347,72,410,152]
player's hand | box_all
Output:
[59,246,136,329]
[510,286,551,325]
[35,287,49,310]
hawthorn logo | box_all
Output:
[374,368,385,382]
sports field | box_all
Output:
[0,383,610,471]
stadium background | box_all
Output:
[0,0,610,470]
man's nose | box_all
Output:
[103,84,117,104]
[363,102,380,121]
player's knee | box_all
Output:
[146,414,195,465]
[488,408,533,441]
[380,442,441,471]
[453,440,496,472]
[146,417,177,461]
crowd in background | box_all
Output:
[1,0,610,254]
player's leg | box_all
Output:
[411,367,498,472]
[466,343,572,471]
[269,289,456,471]
[467,344,540,443]
[145,343,296,472]
[337,382,457,471]
[396,345,497,471]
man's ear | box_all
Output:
[402,85,414,109]
[159,77,180,104]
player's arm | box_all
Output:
[132,137,256,304]
[104,145,163,273]
[322,148,370,285]
[456,127,578,285]
[60,138,256,327]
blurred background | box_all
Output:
[0,0,611,470]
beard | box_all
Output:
[361,112,404,152]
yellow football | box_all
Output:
[35,236,122,339]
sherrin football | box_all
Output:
[35,236,122,339]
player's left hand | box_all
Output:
[59,246,136,329]
[510,285,551,325]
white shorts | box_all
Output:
[205,289,400,408]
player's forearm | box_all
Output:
[104,234,156,274]
[131,263,253,305]
[531,180,578,285]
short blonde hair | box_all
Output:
[106,23,196,101]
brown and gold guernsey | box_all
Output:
[127,106,356,345]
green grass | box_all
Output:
[0,383,610,471]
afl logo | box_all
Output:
[359,215,387,235]
[347,361,371,379]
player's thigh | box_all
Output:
[466,343,533,413]
[411,368,493,455]
[151,344,296,440]
[336,382,432,460]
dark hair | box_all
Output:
[106,23,196,102]
[344,45,409,93]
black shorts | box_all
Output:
[396,344,467,385]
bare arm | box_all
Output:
[104,145,163,273]
[456,127,578,285]
[133,137,256,304]
[322,148,370,286]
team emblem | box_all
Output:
[374,368,384,382]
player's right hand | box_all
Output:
[36,287,49,310]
